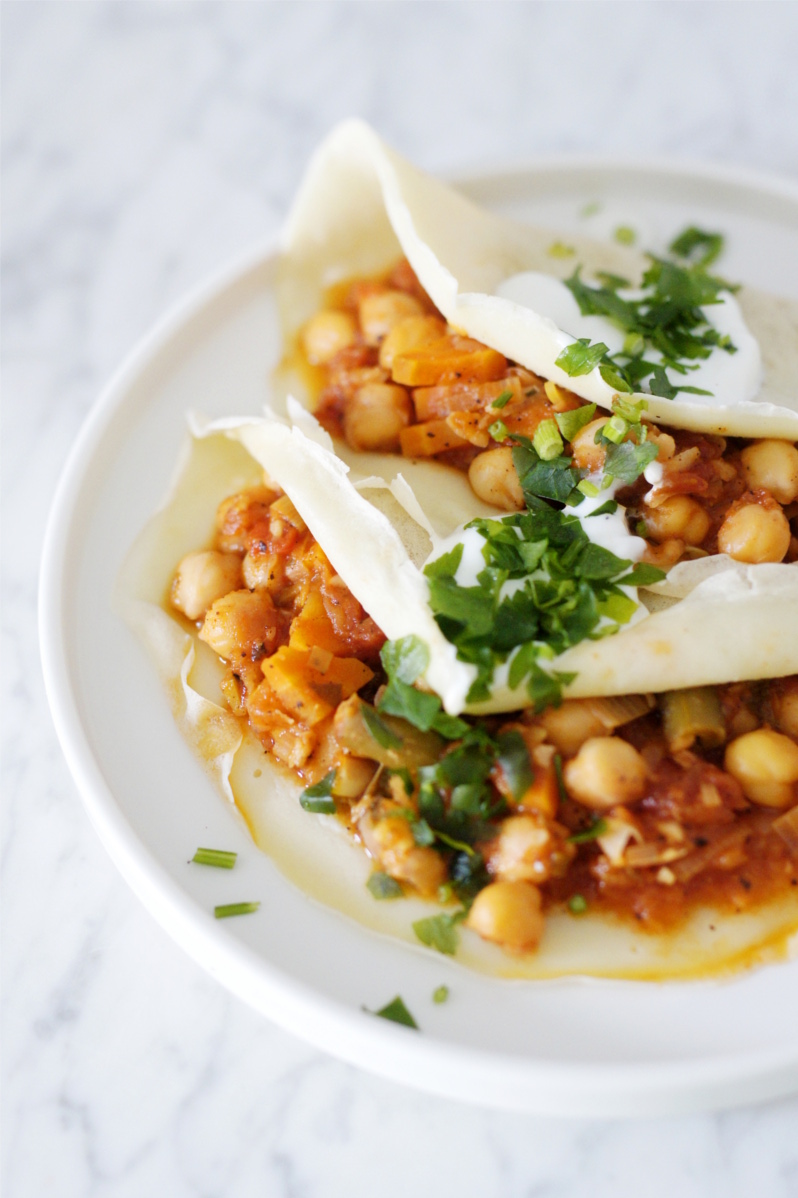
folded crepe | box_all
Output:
[117,122,798,978]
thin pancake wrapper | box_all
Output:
[115,420,798,978]
[277,120,798,439]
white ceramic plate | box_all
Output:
[40,160,798,1117]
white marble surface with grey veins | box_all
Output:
[4,3,798,1195]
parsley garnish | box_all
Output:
[554,236,735,399]
[367,871,403,900]
[372,996,418,1029]
[423,500,663,709]
[299,771,337,814]
[669,226,724,269]
[412,911,465,955]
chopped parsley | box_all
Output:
[553,233,735,399]
[412,910,465,955]
[669,226,724,269]
[372,996,418,1029]
[422,500,664,708]
[367,871,403,900]
[299,771,337,814]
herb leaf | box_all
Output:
[555,337,609,377]
[372,996,418,1029]
[300,771,337,814]
[412,911,464,955]
[367,871,403,900]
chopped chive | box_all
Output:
[532,418,564,462]
[214,901,260,919]
[576,479,599,498]
[372,996,418,1029]
[433,985,450,1004]
[490,389,513,410]
[192,848,237,869]
[568,894,589,915]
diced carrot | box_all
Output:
[392,336,507,387]
[261,645,374,727]
[500,395,559,440]
[262,647,335,725]
[399,420,469,458]
[446,411,491,448]
[413,375,526,421]
[324,656,374,695]
[290,590,351,655]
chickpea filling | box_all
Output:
[171,477,798,954]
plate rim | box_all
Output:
[38,155,798,1117]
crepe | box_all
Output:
[116,123,798,979]
[277,120,798,440]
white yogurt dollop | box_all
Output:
[495,271,762,409]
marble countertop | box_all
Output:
[4,3,798,1194]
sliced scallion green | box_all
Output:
[192,848,237,869]
[214,901,260,919]
[532,418,564,462]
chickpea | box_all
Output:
[343,382,413,452]
[570,417,609,473]
[466,880,544,952]
[770,679,798,741]
[641,538,685,570]
[564,736,648,810]
[242,547,284,594]
[724,728,798,808]
[170,551,242,621]
[199,588,281,661]
[717,502,790,563]
[491,814,555,884]
[740,440,798,505]
[301,310,357,365]
[646,427,676,462]
[467,447,525,511]
[358,290,424,346]
[641,495,710,546]
[379,314,446,372]
[365,815,447,897]
[537,699,611,758]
